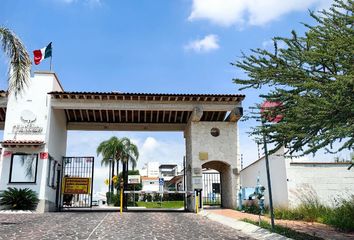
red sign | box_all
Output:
[261,101,283,123]
[3,151,12,158]
[40,152,48,159]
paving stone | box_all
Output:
[0,212,254,240]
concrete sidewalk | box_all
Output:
[203,209,354,240]
[199,210,291,240]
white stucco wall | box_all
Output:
[0,72,67,212]
[286,162,354,207]
[240,147,289,207]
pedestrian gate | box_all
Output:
[60,157,94,209]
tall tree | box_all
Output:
[120,137,139,170]
[233,0,353,156]
[0,27,31,96]
[97,136,139,193]
[97,137,123,193]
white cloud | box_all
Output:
[56,0,102,7]
[261,39,287,50]
[188,0,333,27]
[139,137,184,168]
[184,34,220,53]
[85,0,102,8]
[66,132,184,193]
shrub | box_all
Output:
[153,194,161,202]
[324,196,354,232]
[242,200,261,214]
[0,187,39,210]
[111,193,120,206]
[162,193,184,201]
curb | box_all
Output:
[199,211,292,240]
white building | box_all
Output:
[0,71,244,212]
[240,147,354,208]
[141,176,159,192]
[140,162,159,177]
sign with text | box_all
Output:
[62,177,91,194]
[128,175,141,184]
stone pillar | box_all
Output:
[184,121,240,211]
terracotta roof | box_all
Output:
[290,162,352,165]
[168,175,183,185]
[1,140,45,148]
[48,91,245,102]
[141,176,159,181]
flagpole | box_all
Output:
[50,56,52,71]
[50,43,53,71]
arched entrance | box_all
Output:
[202,161,234,208]
[0,72,244,212]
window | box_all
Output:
[47,156,58,188]
[210,128,220,137]
[9,153,38,183]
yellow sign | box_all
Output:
[199,152,208,160]
[62,177,91,194]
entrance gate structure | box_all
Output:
[0,72,245,212]
[60,157,94,209]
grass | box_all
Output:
[136,201,184,209]
[242,219,324,240]
[203,200,221,205]
[242,193,354,232]
[272,197,354,232]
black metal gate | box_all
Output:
[202,172,221,206]
[60,157,94,209]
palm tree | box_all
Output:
[120,137,139,170]
[0,26,31,96]
[97,137,139,195]
[97,137,124,194]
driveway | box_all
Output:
[0,212,254,240]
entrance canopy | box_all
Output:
[49,91,245,131]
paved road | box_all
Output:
[0,212,254,240]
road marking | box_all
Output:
[86,213,109,240]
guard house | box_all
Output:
[0,72,244,212]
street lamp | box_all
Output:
[260,100,283,231]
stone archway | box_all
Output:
[202,160,235,208]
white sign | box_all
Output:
[12,110,43,135]
[192,176,203,189]
[128,175,140,184]
[12,123,43,134]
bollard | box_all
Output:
[196,195,199,214]
[120,187,123,215]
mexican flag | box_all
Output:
[33,42,52,65]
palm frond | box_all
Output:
[0,27,31,96]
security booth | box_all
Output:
[0,71,244,212]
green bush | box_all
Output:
[242,201,261,214]
[153,194,161,202]
[0,187,39,210]
[162,193,184,201]
[323,196,354,232]
[111,193,120,206]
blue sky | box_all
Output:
[2,0,345,193]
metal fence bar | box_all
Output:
[61,157,94,209]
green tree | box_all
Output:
[120,137,139,170]
[97,136,139,194]
[233,0,354,156]
[0,26,31,96]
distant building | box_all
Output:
[159,164,178,181]
[140,162,159,177]
[141,176,159,192]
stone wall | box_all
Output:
[185,121,240,210]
